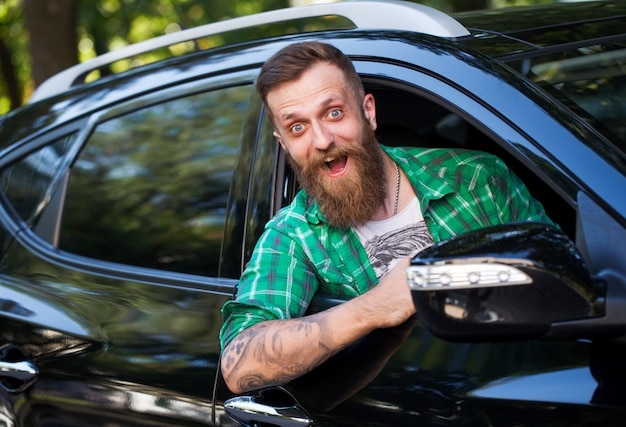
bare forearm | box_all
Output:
[221,258,415,393]
[221,310,351,393]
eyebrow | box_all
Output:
[279,95,346,123]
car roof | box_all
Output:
[28,0,626,105]
[453,1,626,60]
[4,0,625,153]
[28,0,470,103]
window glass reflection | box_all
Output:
[0,135,76,225]
[59,85,251,276]
[513,42,626,155]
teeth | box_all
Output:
[323,156,334,163]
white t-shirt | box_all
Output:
[355,197,434,280]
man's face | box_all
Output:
[267,61,386,228]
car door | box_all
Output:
[221,38,626,426]
[0,70,262,426]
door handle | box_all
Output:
[225,387,313,427]
[0,344,39,393]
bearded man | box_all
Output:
[219,41,554,394]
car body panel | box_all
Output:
[1,1,625,426]
[1,237,232,425]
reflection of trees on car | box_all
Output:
[60,85,250,276]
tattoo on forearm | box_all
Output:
[222,316,337,392]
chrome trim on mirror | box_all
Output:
[407,261,532,290]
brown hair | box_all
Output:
[257,41,365,110]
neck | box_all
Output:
[371,156,402,221]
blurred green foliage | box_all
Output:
[0,0,553,115]
[0,0,28,113]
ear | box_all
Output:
[273,130,287,151]
[363,93,377,131]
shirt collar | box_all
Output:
[382,144,455,210]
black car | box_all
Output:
[1,1,625,425]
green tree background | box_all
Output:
[0,0,553,115]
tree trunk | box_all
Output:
[23,0,77,87]
[0,37,21,108]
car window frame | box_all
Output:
[4,70,261,292]
[354,60,579,201]
[263,58,584,238]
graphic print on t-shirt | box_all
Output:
[363,221,434,279]
[355,198,434,280]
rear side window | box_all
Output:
[59,85,251,276]
[1,135,77,226]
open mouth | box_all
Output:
[323,155,348,176]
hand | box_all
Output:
[356,257,416,329]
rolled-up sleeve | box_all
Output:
[220,223,319,349]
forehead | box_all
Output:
[266,62,355,121]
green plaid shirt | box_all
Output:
[220,145,554,348]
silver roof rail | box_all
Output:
[30,0,469,103]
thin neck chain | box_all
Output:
[393,162,401,216]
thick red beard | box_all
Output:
[287,124,386,229]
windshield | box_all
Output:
[511,41,626,163]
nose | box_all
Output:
[310,121,334,151]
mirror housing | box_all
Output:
[408,222,607,341]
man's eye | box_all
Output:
[291,124,304,133]
[329,109,341,119]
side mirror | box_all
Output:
[408,222,607,341]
